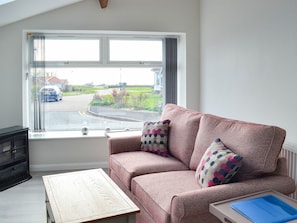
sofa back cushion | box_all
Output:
[189,114,286,180]
[161,104,203,166]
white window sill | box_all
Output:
[29,130,142,140]
[29,130,106,140]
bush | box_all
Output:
[90,86,162,111]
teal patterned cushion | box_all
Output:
[140,120,171,157]
[195,138,243,187]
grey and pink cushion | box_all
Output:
[195,138,242,187]
[141,119,170,157]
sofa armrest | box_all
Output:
[274,157,289,176]
[108,134,142,154]
[170,175,296,221]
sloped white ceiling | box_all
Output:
[0,0,83,27]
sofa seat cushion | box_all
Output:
[131,171,200,223]
[110,151,189,190]
[190,114,286,180]
[161,104,203,166]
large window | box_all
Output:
[24,32,177,133]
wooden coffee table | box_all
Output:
[42,169,139,223]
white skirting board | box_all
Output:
[30,161,108,172]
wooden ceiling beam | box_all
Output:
[99,0,108,9]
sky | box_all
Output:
[42,39,162,86]
[46,68,157,86]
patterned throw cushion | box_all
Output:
[140,120,171,157]
[195,138,243,187]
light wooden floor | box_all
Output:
[0,171,79,223]
[0,169,109,223]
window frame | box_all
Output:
[22,30,184,136]
[30,35,165,68]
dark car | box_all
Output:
[40,86,63,102]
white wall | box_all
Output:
[29,136,108,171]
[0,0,200,171]
[200,0,297,145]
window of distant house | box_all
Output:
[24,32,177,133]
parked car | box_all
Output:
[40,86,63,102]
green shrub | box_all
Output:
[90,86,162,112]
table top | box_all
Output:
[42,169,139,223]
[210,190,297,223]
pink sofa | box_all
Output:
[107,104,296,223]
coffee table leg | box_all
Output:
[45,190,55,223]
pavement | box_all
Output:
[88,106,162,122]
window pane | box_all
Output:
[109,40,162,62]
[34,39,100,61]
[39,67,163,131]
[27,35,171,132]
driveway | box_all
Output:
[43,94,94,112]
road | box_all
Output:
[42,94,159,131]
[43,94,94,112]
